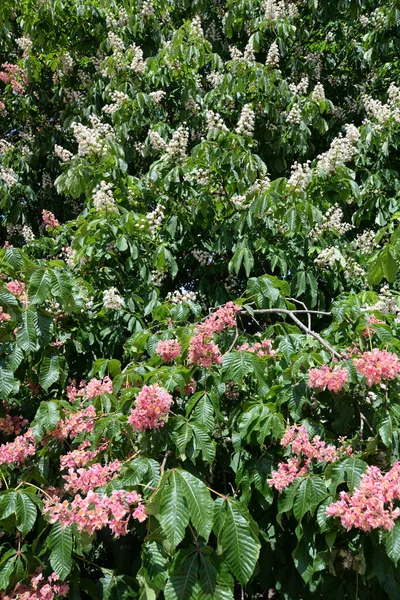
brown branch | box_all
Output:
[239,308,340,359]
[288,297,311,330]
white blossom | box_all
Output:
[149,90,166,103]
[190,15,203,37]
[22,225,35,242]
[54,144,73,162]
[92,181,116,211]
[235,104,255,136]
[165,126,189,161]
[166,289,197,304]
[149,130,167,151]
[287,161,311,192]
[103,287,125,310]
[0,167,17,187]
[206,110,228,132]
[266,41,280,67]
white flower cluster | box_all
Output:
[316,124,360,175]
[106,9,128,29]
[103,287,125,310]
[145,204,165,236]
[243,43,255,62]
[206,71,223,88]
[93,181,116,211]
[102,91,129,114]
[206,110,228,132]
[63,245,77,267]
[165,126,189,161]
[247,175,271,195]
[0,167,17,187]
[149,130,167,151]
[363,87,400,127]
[287,160,311,192]
[22,225,35,242]
[311,83,325,102]
[266,41,280,67]
[108,32,125,56]
[289,76,309,95]
[130,43,146,74]
[229,46,243,61]
[149,90,166,103]
[192,168,211,186]
[190,16,204,37]
[63,89,85,106]
[343,257,365,281]
[359,15,369,27]
[141,0,154,18]
[362,286,400,315]
[235,104,255,136]
[185,97,200,114]
[370,8,386,30]
[314,247,340,268]
[166,289,197,304]
[59,52,73,75]
[54,144,73,162]
[0,140,12,153]
[308,205,353,240]
[286,104,301,124]
[71,115,114,157]
[353,230,376,254]
[151,270,166,286]
[263,0,285,21]
[16,36,32,53]
[225,273,240,294]
[192,249,213,266]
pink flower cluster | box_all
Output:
[66,379,86,403]
[1,570,69,600]
[354,349,400,387]
[188,302,240,368]
[85,376,113,398]
[0,430,35,466]
[51,406,96,439]
[128,384,172,431]
[0,402,28,436]
[43,489,146,537]
[237,338,276,357]
[156,339,182,362]
[60,440,101,469]
[0,63,27,95]
[362,315,384,338]
[0,307,11,323]
[326,462,400,531]
[42,210,59,229]
[308,365,348,393]
[5,280,25,297]
[269,425,351,492]
[63,460,121,494]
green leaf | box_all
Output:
[47,522,73,580]
[177,470,213,541]
[385,521,400,565]
[219,499,260,585]
[164,550,198,600]
[141,541,169,589]
[379,413,393,447]
[0,364,15,399]
[16,492,37,535]
[0,555,17,589]
[39,355,63,391]
[158,471,190,549]
[16,309,38,352]
[28,268,51,304]
[293,477,327,521]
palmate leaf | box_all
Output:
[158,471,190,549]
[16,492,37,535]
[219,499,260,585]
[47,522,73,580]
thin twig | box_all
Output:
[160,450,172,477]
[224,327,239,355]
[288,297,311,330]
[239,308,340,359]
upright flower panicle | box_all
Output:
[156,339,182,362]
[128,384,173,431]
[353,349,400,386]
[308,364,348,393]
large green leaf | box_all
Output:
[16,492,37,535]
[385,521,400,566]
[39,355,63,391]
[219,499,260,585]
[47,522,73,580]
[177,470,213,541]
[293,477,327,521]
[164,550,198,600]
[158,471,190,549]
[28,268,51,303]
[16,309,38,352]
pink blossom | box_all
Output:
[0,101,5,111]
[353,349,400,387]
[0,402,28,435]
[362,315,384,338]
[327,462,400,531]
[60,441,102,469]
[42,210,59,229]
[85,376,113,399]
[63,460,121,494]
[0,307,11,323]
[51,405,96,439]
[237,338,276,357]
[269,425,351,492]
[188,302,240,368]
[43,488,146,537]
[128,384,173,431]
[308,364,348,393]
[66,379,86,403]
[1,570,69,599]
[0,430,35,466]
[184,378,197,396]
[5,280,25,297]
[156,339,182,362]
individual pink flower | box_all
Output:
[5,280,25,297]
[42,209,59,229]
[0,307,11,323]
[353,349,400,387]
[308,364,348,393]
[128,384,173,431]
[156,339,182,362]
[327,462,400,531]
[85,376,113,399]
